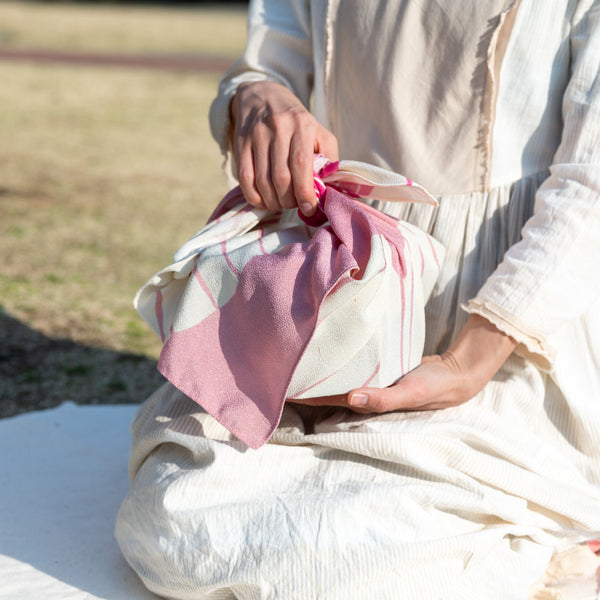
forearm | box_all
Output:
[443,314,518,399]
[466,5,600,371]
[209,0,314,156]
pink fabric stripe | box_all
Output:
[193,267,219,310]
[400,267,406,373]
[409,255,415,367]
[155,289,165,343]
[427,234,441,269]
[257,228,267,255]
[221,240,240,277]
[289,370,341,399]
[314,176,327,200]
[288,358,383,398]
[333,182,375,198]
[361,362,381,387]
[319,160,339,178]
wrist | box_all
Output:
[448,314,518,390]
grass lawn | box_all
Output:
[0,3,247,414]
[0,1,248,55]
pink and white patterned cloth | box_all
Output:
[135,157,444,448]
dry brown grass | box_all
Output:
[0,1,248,55]
[0,3,247,414]
[1,62,230,353]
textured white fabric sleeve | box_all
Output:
[208,0,313,157]
[465,0,600,370]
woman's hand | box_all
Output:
[289,315,518,413]
[230,80,339,216]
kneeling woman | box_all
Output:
[116,1,600,598]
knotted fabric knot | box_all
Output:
[298,157,341,227]
[313,174,327,202]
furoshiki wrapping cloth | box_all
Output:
[135,157,444,448]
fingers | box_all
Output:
[290,129,319,215]
[271,131,296,210]
[235,119,263,210]
[346,355,471,414]
[347,385,452,413]
[231,81,338,215]
[315,124,340,163]
[347,382,432,414]
[253,133,279,211]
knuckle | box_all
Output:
[263,197,279,211]
[272,166,291,191]
[291,151,310,170]
[243,191,261,207]
[367,395,384,413]
[240,185,260,206]
[237,167,253,186]
[410,382,430,407]
[324,129,338,144]
[375,399,391,414]
[294,110,315,126]
[265,111,288,129]
[247,197,262,209]
[254,170,270,191]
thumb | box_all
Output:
[315,125,339,162]
[346,360,449,413]
[347,384,413,413]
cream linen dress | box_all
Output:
[115,1,600,598]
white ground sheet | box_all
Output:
[0,403,158,600]
[1,402,597,599]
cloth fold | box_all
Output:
[135,159,443,448]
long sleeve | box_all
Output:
[465,0,600,370]
[208,0,314,158]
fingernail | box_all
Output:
[300,202,315,215]
[349,393,368,407]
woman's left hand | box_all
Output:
[288,315,518,413]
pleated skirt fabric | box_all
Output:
[115,172,600,600]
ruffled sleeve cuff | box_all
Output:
[463,298,554,372]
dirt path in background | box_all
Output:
[0,47,235,73]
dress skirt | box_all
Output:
[115,172,600,600]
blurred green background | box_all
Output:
[0,1,248,415]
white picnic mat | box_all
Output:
[2,402,597,599]
[0,402,158,600]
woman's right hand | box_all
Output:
[230,80,339,217]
